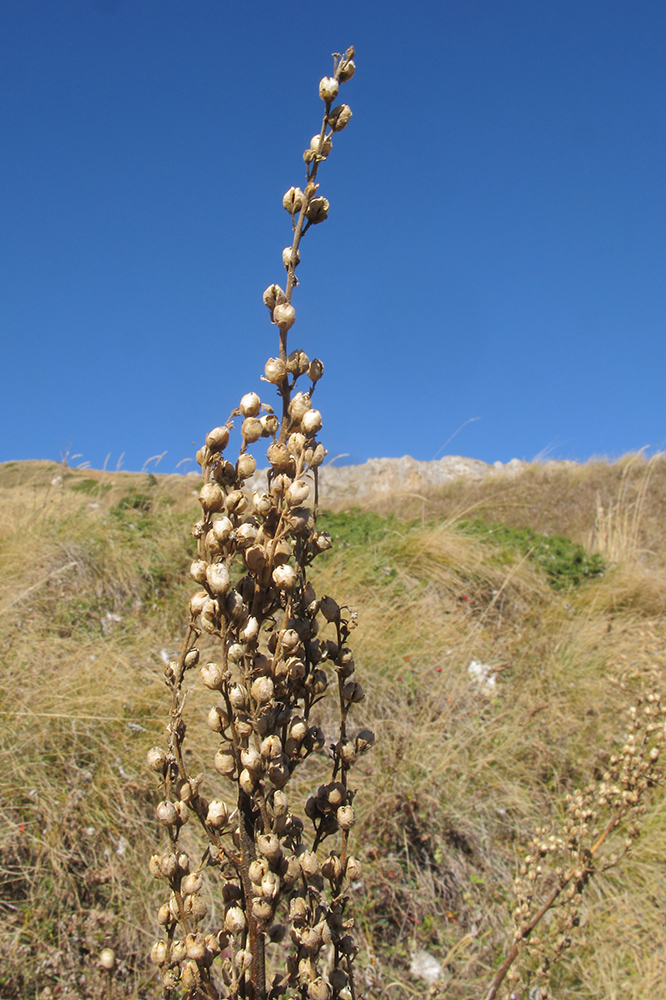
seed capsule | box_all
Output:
[242,417,263,444]
[261,413,280,436]
[199,482,225,513]
[150,940,169,966]
[214,748,236,777]
[206,799,229,828]
[319,76,339,102]
[273,564,297,589]
[263,283,286,310]
[200,661,224,690]
[273,303,296,330]
[308,358,324,382]
[237,453,256,479]
[190,559,208,584]
[240,391,261,416]
[251,675,274,704]
[264,357,287,384]
[206,426,230,451]
[288,392,312,420]
[156,801,178,826]
[282,246,300,269]
[301,409,322,436]
[327,104,352,131]
[299,851,320,878]
[310,133,333,157]
[305,197,329,224]
[282,186,304,214]
[147,747,167,773]
[206,563,230,596]
[337,805,356,830]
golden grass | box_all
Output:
[1,458,666,998]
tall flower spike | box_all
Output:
[150,47,370,1000]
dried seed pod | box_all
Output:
[206,563,230,597]
[200,661,224,690]
[261,734,282,760]
[241,417,263,444]
[299,851,320,878]
[252,897,273,923]
[240,392,261,416]
[237,453,257,479]
[257,833,283,862]
[282,246,300,269]
[245,545,267,572]
[235,522,258,548]
[224,906,247,935]
[249,858,268,884]
[211,515,233,543]
[150,940,169,966]
[342,680,365,703]
[206,799,229,828]
[239,768,257,794]
[285,478,310,506]
[228,683,248,709]
[319,76,339,102]
[190,559,208,584]
[337,55,355,82]
[185,932,207,961]
[315,531,332,551]
[260,871,281,901]
[321,854,343,881]
[240,746,262,773]
[147,747,167,774]
[282,186,304,214]
[264,357,287,385]
[288,392,312,421]
[250,675,274,705]
[345,856,362,880]
[182,872,203,896]
[305,196,329,224]
[252,491,272,515]
[189,591,208,616]
[267,441,292,470]
[263,283,286,310]
[308,358,324,382]
[206,426,230,451]
[308,977,332,1000]
[355,729,375,752]
[261,413,279,437]
[156,801,178,827]
[214,748,236,777]
[310,134,333,157]
[287,348,310,375]
[206,705,229,733]
[327,104,352,131]
[302,409,322,436]
[273,302,296,330]
[199,482,225,513]
[240,616,259,642]
[287,431,306,456]
[337,805,356,830]
[319,595,340,623]
[273,564,297,589]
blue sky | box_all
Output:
[2,0,665,472]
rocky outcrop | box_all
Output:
[248,454,530,506]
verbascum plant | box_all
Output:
[146,47,373,1000]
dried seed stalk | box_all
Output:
[147,47,371,1000]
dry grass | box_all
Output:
[1,458,666,998]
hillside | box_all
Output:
[1,454,665,1000]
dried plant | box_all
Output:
[146,47,373,1000]
[485,693,666,1000]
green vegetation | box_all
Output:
[459,517,606,588]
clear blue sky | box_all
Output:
[2,0,665,472]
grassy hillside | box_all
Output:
[1,456,665,999]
